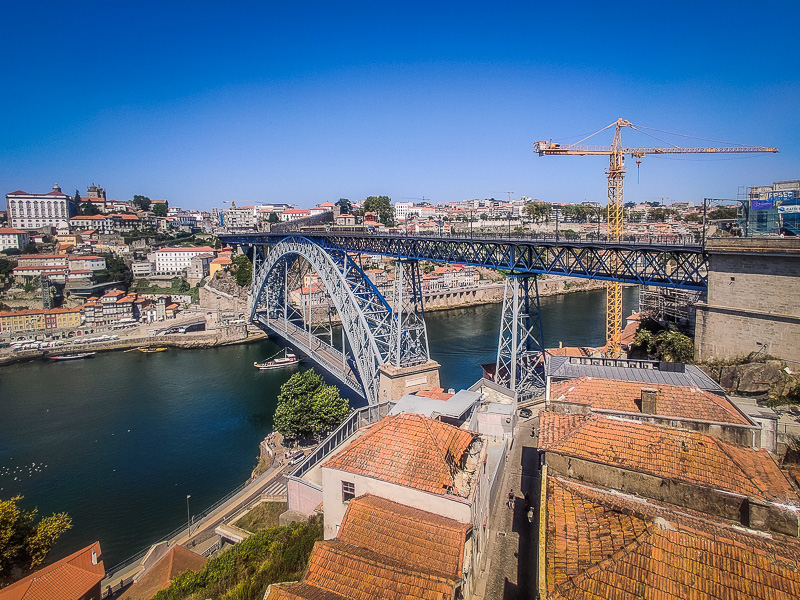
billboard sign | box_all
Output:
[751,200,773,210]
[777,205,800,214]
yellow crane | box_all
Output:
[534,118,778,358]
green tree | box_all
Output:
[362,196,395,226]
[708,207,738,220]
[132,195,152,211]
[152,203,168,217]
[522,201,550,223]
[177,278,190,292]
[273,370,350,440]
[683,213,702,223]
[0,496,72,581]
[96,254,132,287]
[335,198,352,214]
[268,212,280,224]
[633,320,694,363]
[232,254,253,287]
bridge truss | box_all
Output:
[249,236,430,405]
[226,232,707,401]
[227,232,707,290]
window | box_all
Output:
[342,481,355,502]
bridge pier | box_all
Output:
[495,274,546,397]
[377,359,442,403]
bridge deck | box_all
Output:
[254,314,364,396]
[223,231,708,289]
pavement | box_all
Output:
[472,414,542,600]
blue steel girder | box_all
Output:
[225,233,707,290]
[249,236,432,405]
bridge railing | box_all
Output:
[288,401,394,479]
[255,314,363,394]
[268,211,334,233]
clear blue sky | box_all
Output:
[1,0,798,211]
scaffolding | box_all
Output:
[639,286,702,332]
[737,182,800,237]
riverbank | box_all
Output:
[0,327,267,367]
[422,276,614,312]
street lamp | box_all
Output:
[186,495,191,537]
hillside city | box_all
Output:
[1,180,799,600]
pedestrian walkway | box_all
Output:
[471,415,541,600]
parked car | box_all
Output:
[519,407,532,418]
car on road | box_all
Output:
[519,407,532,418]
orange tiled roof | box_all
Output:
[539,412,798,504]
[548,377,750,425]
[545,477,800,600]
[324,413,477,496]
[0,541,104,600]
[547,346,595,358]
[337,495,469,580]
[414,387,455,401]
[119,546,205,600]
[267,540,457,600]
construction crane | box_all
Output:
[534,118,778,358]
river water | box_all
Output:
[0,286,637,567]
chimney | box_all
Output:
[640,388,658,414]
[91,551,98,565]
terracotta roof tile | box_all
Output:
[539,412,798,504]
[337,495,469,580]
[268,540,456,600]
[546,477,800,600]
[119,546,205,600]
[0,541,104,600]
[324,413,478,496]
[549,377,750,424]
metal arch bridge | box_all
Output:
[223,231,707,403]
[223,231,708,290]
[247,236,430,406]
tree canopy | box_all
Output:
[273,370,351,440]
[232,254,252,287]
[708,207,738,220]
[152,203,168,217]
[522,201,550,223]
[268,211,280,224]
[363,196,395,226]
[632,320,694,363]
[335,198,352,214]
[96,254,132,287]
[0,496,72,582]
[132,195,152,211]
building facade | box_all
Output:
[0,228,29,251]
[6,184,76,230]
[153,246,216,275]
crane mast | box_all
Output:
[534,118,778,358]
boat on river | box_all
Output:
[254,348,300,370]
[137,347,168,353]
[46,352,96,361]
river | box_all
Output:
[0,286,637,567]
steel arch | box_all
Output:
[250,236,422,405]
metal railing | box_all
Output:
[289,401,394,479]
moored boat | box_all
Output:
[137,347,168,353]
[254,348,300,370]
[46,352,97,361]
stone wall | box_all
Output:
[695,239,800,363]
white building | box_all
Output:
[67,255,106,271]
[6,184,76,230]
[153,246,216,275]
[280,208,311,222]
[0,228,29,251]
[393,201,413,222]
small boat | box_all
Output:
[254,348,300,370]
[47,352,96,361]
[137,347,168,353]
